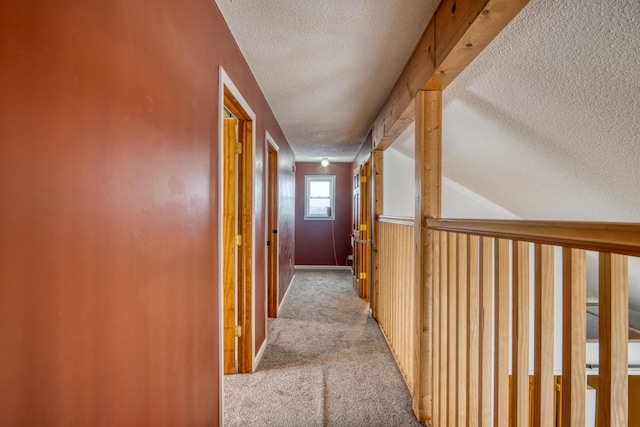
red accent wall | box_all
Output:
[295,162,353,266]
[0,0,295,424]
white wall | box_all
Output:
[382,146,415,218]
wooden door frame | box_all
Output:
[265,132,279,318]
[218,67,256,383]
[352,155,372,300]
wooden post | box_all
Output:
[414,90,442,422]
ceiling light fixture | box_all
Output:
[320,157,329,167]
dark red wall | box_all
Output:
[0,0,295,424]
[295,162,353,266]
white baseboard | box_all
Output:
[278,273,296,313]
[254,338,267,370]
[294,265,352,271]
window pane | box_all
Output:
[309,181,331,198]
[308,198,331,216]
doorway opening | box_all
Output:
[266,133,279,318]
[219,68,255,376]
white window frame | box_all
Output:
[304,175,336,220]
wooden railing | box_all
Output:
[426,219,640,427]
[377,216,417,394]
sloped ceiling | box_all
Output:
[442,0,640,222]
[215,0,439,162]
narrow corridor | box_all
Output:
[224,270,421,427]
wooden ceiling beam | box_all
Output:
[371,0,530,150]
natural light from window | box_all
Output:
[305,175,335,220]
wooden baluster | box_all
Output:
[448,232,458,425]
[598,253,628,427]
[512,241,530,426]
[494,239,510,427]
[440,232,449,427]
[458,234,469,424]
[468,235,480,427]
[479,237,493,427]
[561,248,586,427]
[533,244,554,426]
[432,230,441,426]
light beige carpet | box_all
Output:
[223,269,422,427]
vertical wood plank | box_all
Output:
[494,239,510,427]
[561,248,586,427]
[598,253,628,427]
[468,235,480,427]
[512,241,530,426]
[533,244,555,426]
[479,237,493,427]
[448,232,458,426]
[458,234,469,424]
[439,232,449,427]
[414,90,442,422]
[432,231,441,426]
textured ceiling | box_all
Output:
[441,0,640,222]
[215,0,439,162]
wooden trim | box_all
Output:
[533,244,555,426]
[511,241,529,426]
[598,253,629,427]
[561,248,586,427]
[372,0,530,149]
[493,238,509,427]
[427,219,640,256]
[378,215,416,227]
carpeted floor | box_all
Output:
[223,269,422,427]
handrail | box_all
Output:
[427,219,640,256]
[378,215,416,227]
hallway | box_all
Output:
[224,270,421,427]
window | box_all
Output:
[304,175,335,220]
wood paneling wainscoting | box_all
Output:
[376,216,417,394]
